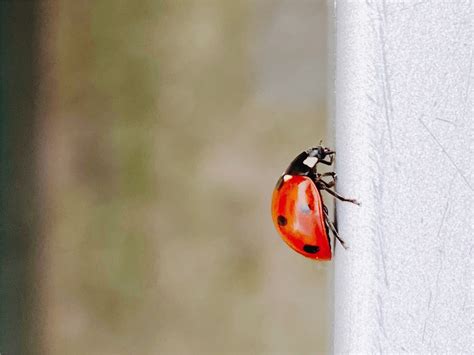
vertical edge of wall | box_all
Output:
[0,2,41,354]
[333,1,472,353]
[326,0,337,353]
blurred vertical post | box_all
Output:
[333,1,472,353]
[0,1,41,354]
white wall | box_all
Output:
[333,1,473,353]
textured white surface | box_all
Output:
[333,1,473,353]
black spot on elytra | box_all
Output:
[303,245,320,254]
[277,215,287,226]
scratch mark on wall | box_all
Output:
[464,48,472,106]
[436,199,450,242]
[422,290,432,342]
[423,197,450,344]
[433,230,447,286]
[377,228,389,287]
[434,118,457,126]
[369,140,390,288]
[419,118,473,192]
[376,294,388,340]
[376,0,394,147]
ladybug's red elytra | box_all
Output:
[271,145,359,260]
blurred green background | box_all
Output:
[1,1,331,354]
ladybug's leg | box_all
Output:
[320,172,337,179]
[317,159,332,166]
[315,177,336,188]
[320,179,335,188]
[314,148,335,166]
[315,175,336,188]
[323,204,346,249]
[316,154,334,166]
[321,186,360,206]
[323,210,347,249]
[321,147,335,157]
[311,146,335,167]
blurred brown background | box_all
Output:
[1,1,331,354]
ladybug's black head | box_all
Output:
[284,145,333,177]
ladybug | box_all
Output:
[271,145,359,260]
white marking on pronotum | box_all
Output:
[283,174,292,182]
[303,156,318,168]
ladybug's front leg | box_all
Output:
[316,173,359,205]
[317,153,334,166]
[321,185,360,206]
